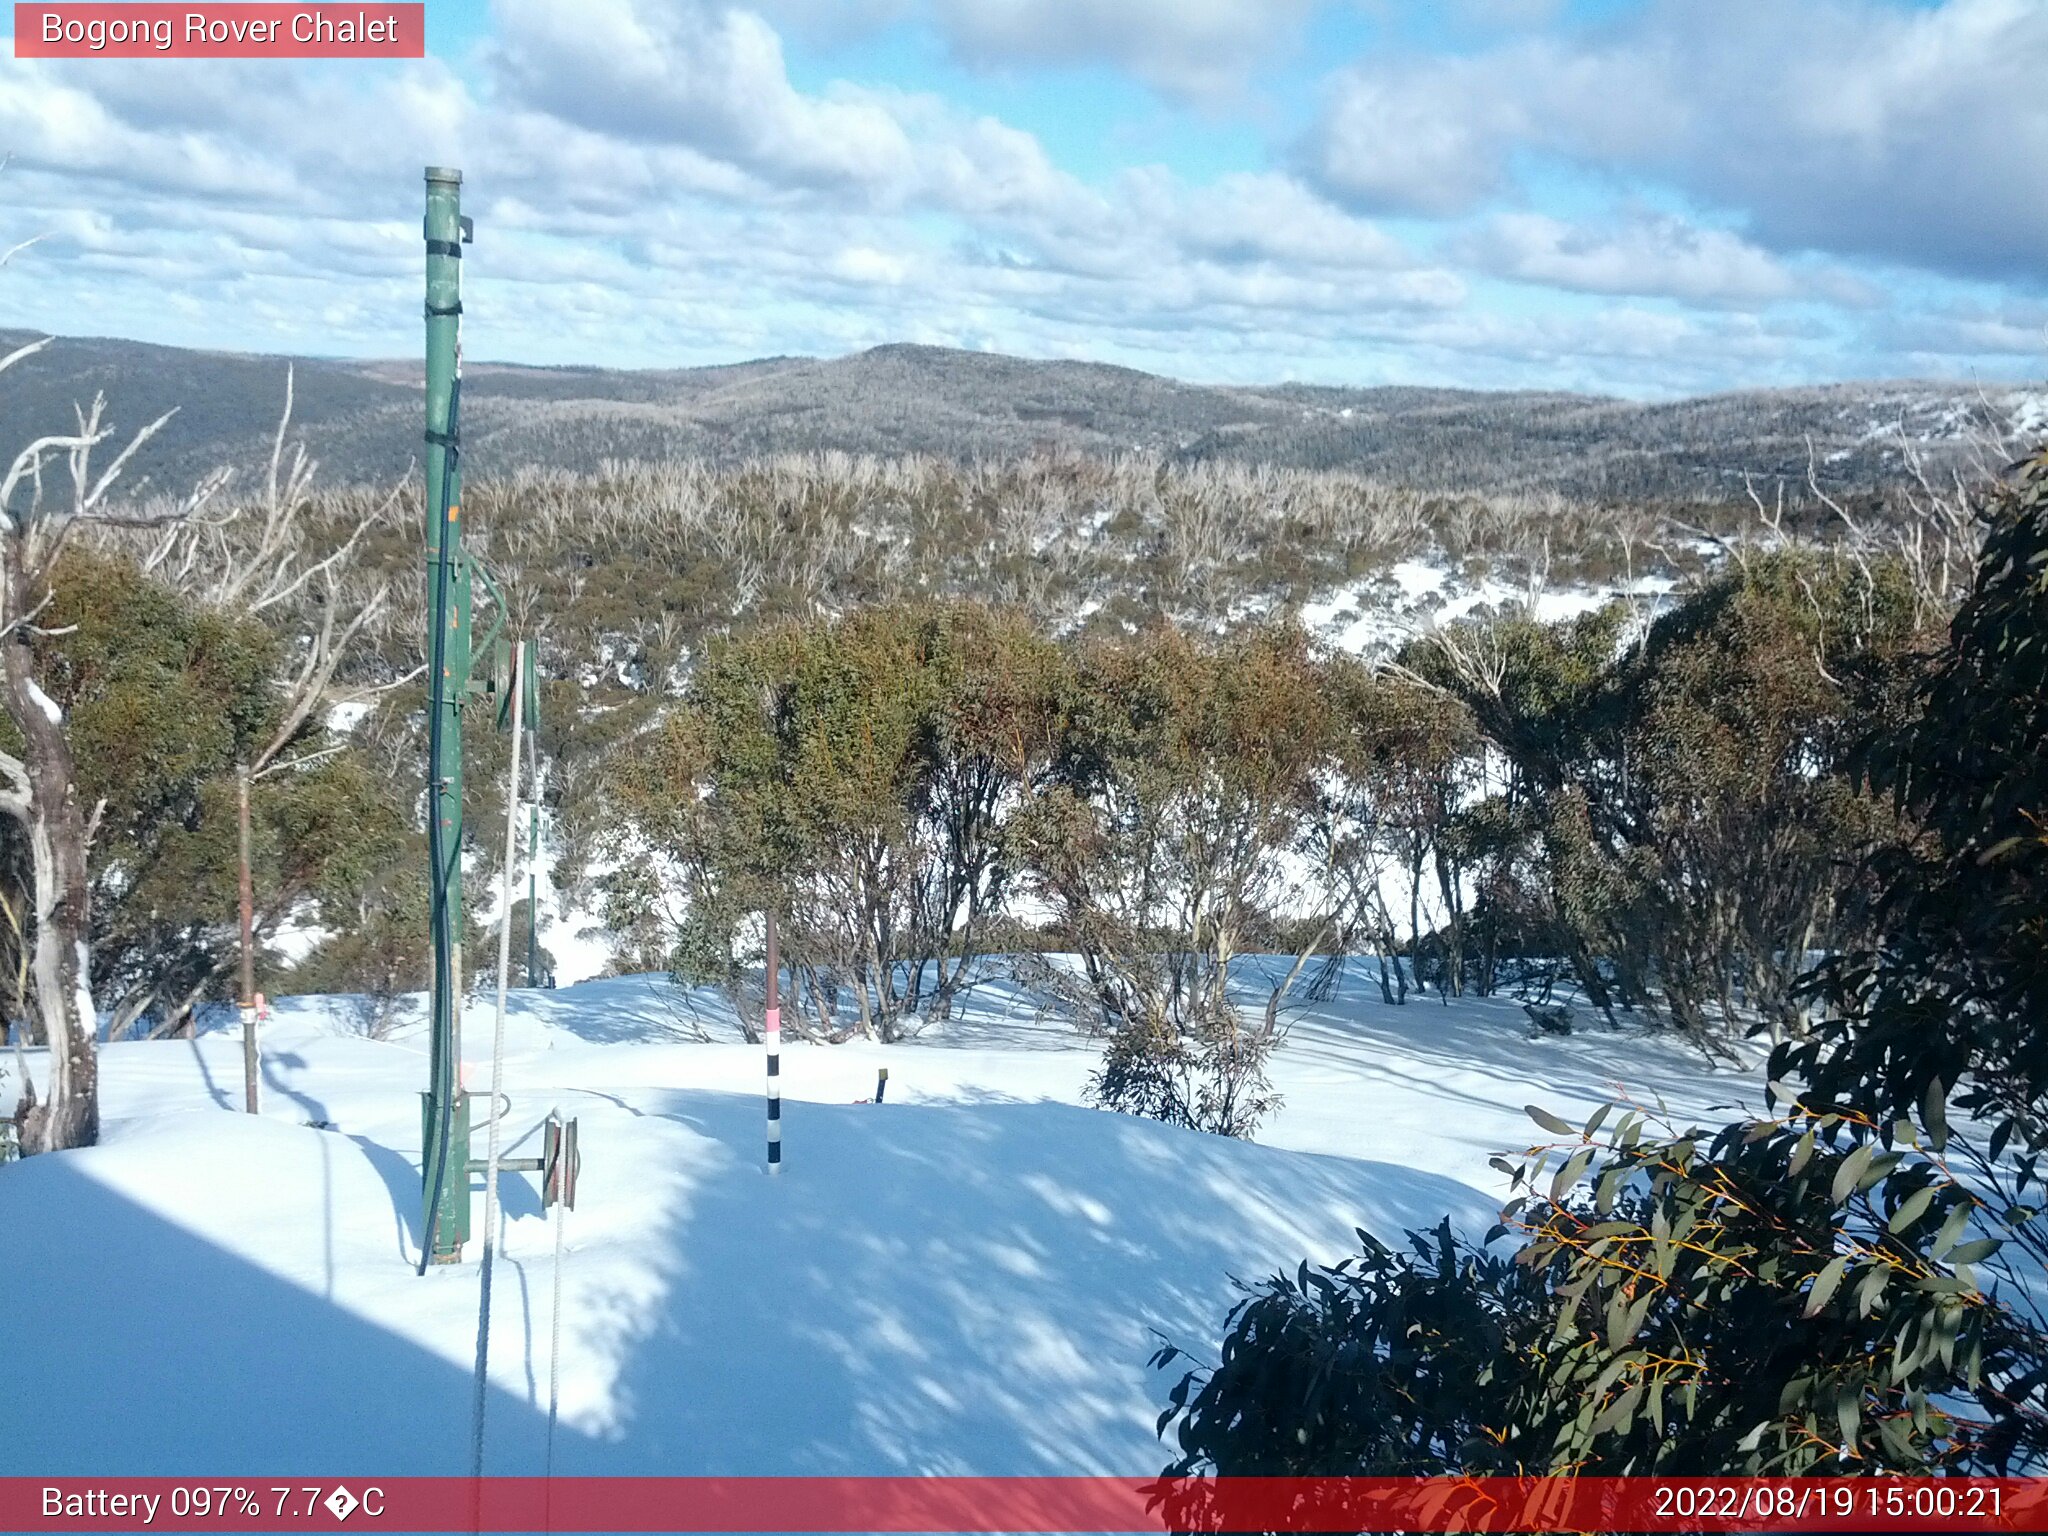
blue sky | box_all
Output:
[2,0,2043,397]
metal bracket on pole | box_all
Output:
[521,638,544,989]
[462,1111,574,1208]
[469,561,509,701]
[543,1114,579,1210]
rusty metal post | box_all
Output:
[237,762,258,1115]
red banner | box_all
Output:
[3,1477,2047,1532]
[13,5,425,58]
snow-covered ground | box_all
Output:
[1299,559,1677,657]
[0,965,1761,1477]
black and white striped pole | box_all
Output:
[765,909,782,1175]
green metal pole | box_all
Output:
[421,165,472,1265]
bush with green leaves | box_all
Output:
[1406,550,1920,1049]
[1153,1218,1550,1478]
[1023,623,1338,1137]
[607,600,1070,1039]
[1781,446,2048,1288]
[1160,1094,2045,1480]
[0,550,421,1038]
[1156,449,2048,1485]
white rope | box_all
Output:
[544,1144,567,1532]
[469,642,526,1481]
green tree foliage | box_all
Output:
[0,551,419,1038]
[279,852,439,1037]
[1162,1097,2044,1479]
[1404,604,1649,1015]
[1152,1219,1550,1478]
[1022,624,1336,1137]
[1409,556,1919,1048]
[1774,443,2048,1424]
[1627,557,1916,1041]
[1310,663,1476,1004]
[1155,459,2048,1483]
[1789,450,2048,1152]
[609,601,1069,1040]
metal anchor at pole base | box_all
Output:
[461,1110,578,1209]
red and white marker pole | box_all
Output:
[765,909,782,1175]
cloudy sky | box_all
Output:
[2,0,2043,396]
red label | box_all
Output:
[14,4,425,58]
[1,1478,2044,1532]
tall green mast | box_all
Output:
[421,165,474,1267]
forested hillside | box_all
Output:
[1,329,2032,499]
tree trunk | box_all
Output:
[2,636,99,1155]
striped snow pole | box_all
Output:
[765,909,782,1174]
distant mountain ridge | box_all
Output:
[1,330,2035,503]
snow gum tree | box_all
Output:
[1022,623,1338,1137]
[615,601,1070,1040]
[1309,661,1476,1004]
[0,548,415,1047]
[0,345,224,1152]
[1403,557,1923,1050]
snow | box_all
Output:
[25,679,61,725]
[1301,558,1674,658]
[544,821,672,986]
[1299,561,1462,654]
[267,902,334,966]
[327,700,373,733]
[1389,558,1447,599]
[0,964,1760,1477]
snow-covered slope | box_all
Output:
[0,970,1758,1477]
[1298,557,1679,659]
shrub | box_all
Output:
[1160,1098,2046,1478]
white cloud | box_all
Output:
[754,0,1322,102]
[1299,0,2048,283]
[830,245,914,285]
[482,0,1113,236]
[1299,58,1527,217]
[1454,211,1875,308]
[927,0,1318,100]
[1132,170,1415,272]
[1876,304,2048,360]
[746,0,913,45]
[487,0,918,195]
